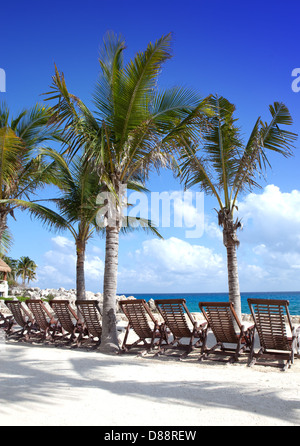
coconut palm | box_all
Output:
[0,102,62,252]
[38,148,106,300]
[179,95,297,319]
[45,32,208,352]
[17,256,37,285]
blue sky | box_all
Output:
[1,0,300,293]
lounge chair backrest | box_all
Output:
[155,299,194,338]
[119,299,157,339]
[198,302,242,343]
[26,299,54,331]
[5,300,33,328]
[75,300,102,338]
[247,298,292,351]
[50,300,78,334]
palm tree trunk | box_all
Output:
[221,210,242,321]
[0,212,7,232]
[225,239,242,321]
[76,239,86,300]
[99,226,120,353]
[0,211,8,252]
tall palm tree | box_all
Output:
[179,95,297,319]
[45,32,208,352]
[0,102,62,251]
[39,148,106,300]
[17,256,37,285]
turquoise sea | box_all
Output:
[123,292,300,315]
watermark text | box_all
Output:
[291,68,300,92]
[0,68,6,92]
[96,187,204,239]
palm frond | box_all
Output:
[121,216,163,239]
[260,102,297,155]
[0,127,23,197]
[0,227,13,256]
[231,102,297,207]
[0,198,68,231]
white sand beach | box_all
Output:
[0,339,299,427]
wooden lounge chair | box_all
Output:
[247,298,300,370]
[119,299,167,354]
[155,298,207,358]
[4,300,38,341]
[198,302,254,363]
[0,309,14,331]
[26,299,62,342]
[49,300,86,346]
[75,300,102,347]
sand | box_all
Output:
[0,338,299,427]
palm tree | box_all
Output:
[17,256,37,285]
[0,102,62,252]
[179,95,297,319]
[45,32,207,352]
[39,148,106,300]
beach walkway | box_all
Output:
[0,342,299,426]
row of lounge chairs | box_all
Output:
[1,297,299,370]
[3,299,102,348]
[118,298,300,370]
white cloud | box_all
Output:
[85,256,104,279]
[141,237,223,274]
[238,185,300,249]
[236,185,300,290]
[37,264,74,287]
[116,236,226,292]
[52,235,74,250]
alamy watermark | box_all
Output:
[291,68,300,92]
[96,186,205,238]
[0,68,6,92]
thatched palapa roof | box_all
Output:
[0,259,11,273]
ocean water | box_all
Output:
[123,291,300,315]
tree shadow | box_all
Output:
[0,343,299,425]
